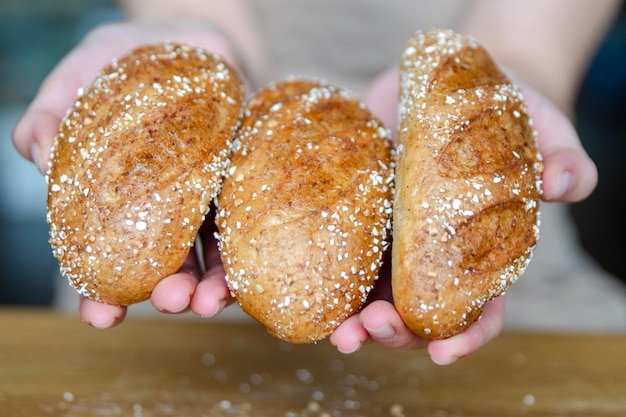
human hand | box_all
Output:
[329,67,598,364]
[12,20,244,328]
[361,67,598,203]
[13,19,242,174]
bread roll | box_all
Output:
[47,43,244,306]
[216,79,394,343]
[393,29,542,339]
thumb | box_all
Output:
[12,107,62,175]
[522,87,598,202]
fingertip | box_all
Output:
[360,301,398,343]
[151,273,197,313]
[330,315,370,354]
[12,108,60,175]
[429,351,461,366]
[336,341,365,355]
[521,85,598,203]
[541,148,598,202]
[79,296,126,329]
[190,274,231,317]
[545,170,572,201]
[427,335,467,366]
[427,297,505,365]
[360,300,428,350]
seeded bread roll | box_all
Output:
[216,79,394,343]
[47,43,245,306]
[393,29,542,339]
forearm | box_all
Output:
[117,0,267,86]
[458,0,621,114]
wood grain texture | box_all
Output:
[1,309,624,417]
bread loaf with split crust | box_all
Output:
[46,43,245,306]
[393,29,543,339]
[216,79,394,343]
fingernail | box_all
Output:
[31,143,43,174]
[168,303,190,314]
[86,317,118,329]
[431,354,460,366]
[165,295,193,314]
[338,340,363,355]
[159,288,195,314]
[365,323,395,340]
[202,299,226,318]
[549,171,571,200]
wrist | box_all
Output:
[156,19,246,73]
[116,18,255,88]
[118,0,267,88]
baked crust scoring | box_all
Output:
[393,29,543,339]
[47,43,244,305]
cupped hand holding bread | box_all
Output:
[392,29,542,339]
[46,43,244,306]
[46,29,542,345]
[216,79,395,343]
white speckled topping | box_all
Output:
[216,78,394,343]
[46,43,245,305]
[393,29,542,339]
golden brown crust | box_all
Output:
[393,29,542,339]
[46,43,245,306]
[216,78,394,343]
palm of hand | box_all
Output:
[13,23,596,364]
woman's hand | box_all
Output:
[12,20,242,174]
[13,19,598,363]
[328,66,598,364]
[12,20,243,328]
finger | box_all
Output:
[12,108,63,174]
[360,300,429,350]
[427,296,506,365]
[329,314,370,354]
[190,213,234,317]
[541,144,598,203]
[523,88,598,202]
[11,25,132,173]
[190,272,233,317]
[363,248,393,306]
[79,296,127,329]
[363,67,400,138]
[199,211,223,275]
[150,272,199,314]
[12,63,98,173]
[12,50,98,165]
[150,249,202,313]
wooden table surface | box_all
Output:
[1,308,625,417]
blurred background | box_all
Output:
[0,2,624,330]
[570,4,626,284]
[0,0,119,305]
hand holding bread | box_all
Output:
[216,79,394,343]
[46,43,244,306]
[45,29,542,345]
[392,29,542,339]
